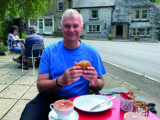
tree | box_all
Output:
[0,0,53,45]
[150,0,160,2]
[0,0,53,20]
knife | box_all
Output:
[90,96,116,111]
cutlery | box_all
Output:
[90,96,116,111]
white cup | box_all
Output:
[50,99,74,120]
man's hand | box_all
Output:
[82,67,98,86]
[82,67,104,92]
[59,66,83,86]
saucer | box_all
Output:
[48,109,79,120]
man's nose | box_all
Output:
[69,26,74,32]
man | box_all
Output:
[20,9,106,120]
[22,26,43,70]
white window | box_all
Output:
[90,9,98,19]
[45,19,52,32]
[58,0,63,11]
[133,8,149,21]
[88,24,101,32]
[30,19,37,26]
[131,28,151,36]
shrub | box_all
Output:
[80,34,85,38]
[134,35,139,39]
[0,45,8,51]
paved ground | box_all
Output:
[0,37,160,120]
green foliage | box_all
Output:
[17,33,28,39]
[80,34,85,38]
[134,35,140,39]
[0,45,8,51]
[108,34,112,38]
[150,0,160,2]
[0,0,53,21]
[0,14,14,45]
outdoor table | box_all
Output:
[69,95,160,120]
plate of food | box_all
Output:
[73,95,113,113]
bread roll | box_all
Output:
[74,60,91,71]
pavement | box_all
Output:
[0,37,160,120]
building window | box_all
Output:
[58,0,63,11]
[30,19,37,26]
[90,9,98,19]
[45,19,52,32]
[88,24,101,32]
[133,8,149,21]
[131,28,151,36]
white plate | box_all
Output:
[48,109,79,120]
[73,95,113,113]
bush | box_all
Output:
[0,45,8,51]
[17,33,28,39]
[80,34,85,38]
[0,14,14,46]
[134,35,139,39]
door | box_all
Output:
[39,19,43,34]
[116,25,123,38]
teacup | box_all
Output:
[120,92,134,112]
[50,99,74,120]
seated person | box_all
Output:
[20,9,106,120]
[8,25,25,63]
[23,26,43,70]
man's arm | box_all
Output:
[37,66,83,94]
[37,73,62,94]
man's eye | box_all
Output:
[64,25,70,28]
[74,25,79,28]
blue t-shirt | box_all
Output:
[39,40,106,98]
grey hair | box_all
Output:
[61,9,83,25]
[29,26,37,34]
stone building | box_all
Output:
[73,0,116,39]
[24,0,160,40]
[112,0,160,40]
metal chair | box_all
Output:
[7,42,19,61]
[22,44,44,75]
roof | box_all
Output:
[73,0,116,8]
[85,20,105,24]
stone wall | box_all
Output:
[81,7,113,38]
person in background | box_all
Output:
[20,9,106,120]
[8,25,25,63]
[22,26,44,70]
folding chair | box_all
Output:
[22,44,44,75]
[7,42,19,61]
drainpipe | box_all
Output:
[68,0,72,8]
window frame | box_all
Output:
[90,9,99,20]
[44,19,53,32]
[132,8,149,21]
[87,24,101,32]
[58,0,63,11]
[131,28,151,37]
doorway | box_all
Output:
[116,25,123,38]
[39,19,43,34]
